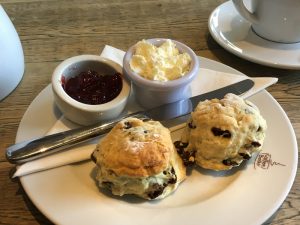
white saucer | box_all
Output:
[208,1,300,69]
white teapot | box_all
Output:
[0,5,24,101]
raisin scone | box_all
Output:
[176,93,267,171]
[91,117,186,200]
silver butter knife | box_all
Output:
[6,79,254,164]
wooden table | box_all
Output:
[0,0,299,224]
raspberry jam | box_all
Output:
[61,70,122,105]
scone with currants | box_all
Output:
[91,117,186,200]
[175,93,267,171]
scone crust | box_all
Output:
[94,118,176,177]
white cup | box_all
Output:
[232,0,300,43]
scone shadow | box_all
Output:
[89,167,147,204]
[192,160,249,177]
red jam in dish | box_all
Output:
[61,70,122,105]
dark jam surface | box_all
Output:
[62,70,123,105]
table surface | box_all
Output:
[0,0,299,224]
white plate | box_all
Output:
[17,57,298,225]
[208,1,300,69]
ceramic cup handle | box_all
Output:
[232,0,258,24]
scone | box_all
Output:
[176,93,267,171]
[91,117,186,200]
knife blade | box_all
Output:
[6,79,254,164]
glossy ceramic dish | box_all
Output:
[52,55,130,125]
[17,57,297,225]
[208,1,300,69]
[123,38,199,108]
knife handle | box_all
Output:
[6,112,147,164]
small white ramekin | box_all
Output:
[52,55,130,125]
[123,38,199,109]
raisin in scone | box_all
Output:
[176,93,267,171]
[91,117,186,200]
